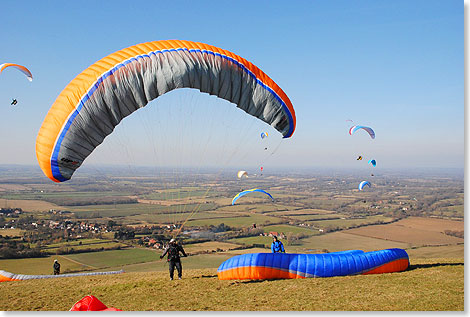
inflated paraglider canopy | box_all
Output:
[368,159,377,167]
[11,99,17,106]
[35,40,296,183]
[358,180,371,191]
[357,156,363,161]
[232,188,273,205]
[261,132,269,139]
[237,170,248,179]
[349,125,375,139]
[0,63,33,81]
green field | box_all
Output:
[68,202,217,218]
[261,224,319,235]
[64,249,160,269]
[0,258,463,311]
[185,213,283,227]
[306,215,394,229]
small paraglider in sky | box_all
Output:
[368,159,377,167]
[237,170,248,179]
[371,174,374,177]
[261,132,268,139]
[349,125,375,139]
[358,181,371,191]
[357,156,363,161]
[0,63,33,81]
[10,99,17,106]
[264,147,268,151]
[232,188,274,205]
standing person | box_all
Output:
[271,236,285,253]
[53,259,61,275]
[160,239,188,280]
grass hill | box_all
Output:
[0,258,463,311]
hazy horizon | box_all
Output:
[0,1,463,172]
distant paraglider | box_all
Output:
[261,132,269,139]
[357,156,363,161]
[10,99,17,106]
[368,159,376,167]
[232,188,274,205]
[0,63,33,81]
[358,181,371,191]
[237,170,248,179]
[349,125,375,139]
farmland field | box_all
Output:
[344,218,464,246]
[0,199,62,212]
[0,166,463,311]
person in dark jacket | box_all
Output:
[271,236,285,253]
[53,259,61,275]
[160,239,188,280]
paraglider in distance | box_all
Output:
[368,159,376,167]
[261,132,269,139]
[35,40,296,183]
[0,63,33,81]
[10,99,17,106]
[357,156,363,161]
[358,180,371,191]
[218,249,409,280]
[232,188,274,205]
[349,125,375,139]
[237,170,248,179]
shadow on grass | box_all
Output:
[238,279,274,284]
[192,274,218,279]
[407,262,464,271]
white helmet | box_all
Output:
[169,239,176,243]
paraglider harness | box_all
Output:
[168,244,181,261]
[161,243,187,262]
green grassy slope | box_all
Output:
[0,258,463,311]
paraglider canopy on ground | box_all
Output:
[70,295,122,311]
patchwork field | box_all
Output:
[0,199,62,212]
[344,217,464,246]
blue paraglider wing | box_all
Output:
[232,188,274,205]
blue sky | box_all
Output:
[0,0,463,172]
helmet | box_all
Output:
[169,239,176,243]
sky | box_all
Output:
[0,0,464,175]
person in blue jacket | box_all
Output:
[271,236,285,253]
